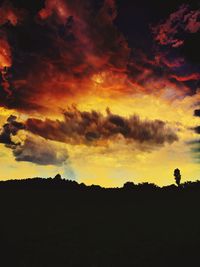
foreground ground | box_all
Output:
[0,178,200,266]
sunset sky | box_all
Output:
[0,0,200,187]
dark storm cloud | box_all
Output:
[0,0,130,111]
[0,114,69,165]
[0,112,178,165]
[191,107,200,159]
[147,3,200,92]
[13,135,69,166]
[0,0,199,115]
[0,0,25,26]
[0,115,24,145]
[194,109,200,117]
[152,4,200,48]
[194,126,200,135]
[25,107,178,147]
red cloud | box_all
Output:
[152,5,200,48]
[171,73,200,82]
[0,0,196,113]
[184,10,200,33]
[0,37,11,70]
[0,0,24,26]
[0,1,25,97]
[38,0,70,23]
[0,0,131,112]
[0,35,12,95]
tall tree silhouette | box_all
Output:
[174,168,181,186]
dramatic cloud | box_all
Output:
[184,9,200,33]
[0,1,25,94]
[0,115,24,145]
[0,36,11,70]
[190,106,200,162]
[148,4,200,95]
[194,109,200,117]
[152,5,200,48]
[12,135,69,166]
[25,107,178,148]
[0,0,24,26]
[0,33,12,96]
[0,0,199,185]
[194,126,200,134]
[171,73,200,82]
[155,53,185,69]
[0,115,69,165]
[0,0,130,112]
[0,0,195,114]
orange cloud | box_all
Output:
[0,0,131,112]
[0,0,196,117]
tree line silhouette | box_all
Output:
[0,168,200,267]
[0,168,198,192]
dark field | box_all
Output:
[0,178,200,267]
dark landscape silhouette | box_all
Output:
[1,172,200,266]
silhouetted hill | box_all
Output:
[1,176,200,190]
[0,177,200,266]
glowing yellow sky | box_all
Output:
[1,89,200,187]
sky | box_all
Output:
[0,0,200,187]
